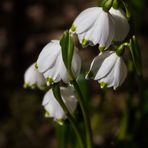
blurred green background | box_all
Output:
[0,0,148,147]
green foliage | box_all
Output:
[129,36,142,76]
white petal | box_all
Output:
[94,52,117,80]
[42,89,66,120]
[44,54,63,83]
[71,49,81,77]
[37,40,60,73]
[24,63,37,85]
[98,13,115,47]
[88,51,112,78]
[109,8,129,41]
[74,7,101,34]
[59,54,69,83]
[78,33,85,44]
[42,89,52,106]
[35,70,46,89]
[101,13,115,48]
[99,66,115,88]
[24,63,46,89]
[119,58,127,85]
[84,11,114,47]
[42,87,77,121]
[43,67,61,83]
[61,87,77,114]
[113,57,127,89]
[112,57,121,89]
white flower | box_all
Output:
[86,51,127,90]
[42,86,77,124]
[70,7,129,48]
[109,7,129,42]
[24,63,46,90]
[36,40,81,85]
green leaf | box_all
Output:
[129,36,142,76]
[60,30,74,71]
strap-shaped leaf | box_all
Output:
[60,31,74,71]
[129,36,142,76]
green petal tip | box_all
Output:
[70,24,76,32]
[35,63,38,69]
[99,81,108,89]
[82,38,89,46]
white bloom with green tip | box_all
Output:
[24,63,46,90]
[36,40,81,85]
[86,51,127,90]
[70,7,129,48]
[42,86,77,123]
[71,7,115,48]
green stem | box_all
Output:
[52,84,85,148]
[71,79,93,148]
[118,98,129,140]
[117,58,134,142]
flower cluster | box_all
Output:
[24,5,129,123]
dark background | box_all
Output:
[0,0,148,147]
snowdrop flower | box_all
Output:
[86,51,127,90]
[42,86,77,124]
[24,63,46,90]
[70,7,129,48]
[36,40,81,85]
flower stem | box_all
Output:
[71,79,93,148]
[52,84,85,148]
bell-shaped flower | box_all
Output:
[70,7,129,48]
[24,63,46,90]
[36,40,81,85]
[86,51,127,90]
[42,86,77,124]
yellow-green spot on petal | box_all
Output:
[82,38,89,46]
[45,111,50,118]
[70,24,76,32]
[46,77,54,86]
[57,119,64,126]
[35,63,38,69]
[23,82,29,88]
[99,46,105,52]
[99,81,108,89]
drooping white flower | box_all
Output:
[109,7,129,42]
[24,63,46,90]
[36,40,81,85]
[42,86,77,124]
[86,51,127,90]
[70,7,114,48]
[70,7,129,48]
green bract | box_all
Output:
[60,31,75,77]
[102,0,113,12]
